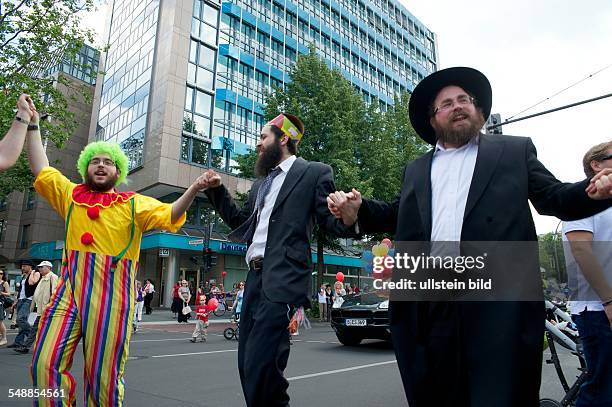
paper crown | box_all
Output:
[266,114,303,142]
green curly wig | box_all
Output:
[77,141,129,186]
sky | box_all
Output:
[82,1,612,234]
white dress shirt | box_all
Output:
[430,137,479,244]
[246,155,297,263]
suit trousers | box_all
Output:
[238,266,295,407]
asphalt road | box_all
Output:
[0,319,581,406]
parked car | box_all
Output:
[330,291,390,346]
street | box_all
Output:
[1,313,580,406]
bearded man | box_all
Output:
[24,98,207,406]
[327,67,612,407]
[199,113,357,406]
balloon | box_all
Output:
[372,244,389,257]
[388,248,395,257]
[336,272,345,282]
[372,269,383,279]
[381,238,393,248]
[221,271,227,278]
[362,251,374,262]
[207,298,219,311]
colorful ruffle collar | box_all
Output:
[72,184,136,208]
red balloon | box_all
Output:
[207,298,219,311]
[372,269,383,279]
[336,272,345,282]
[221,271,227,278]
[381,238,393,248]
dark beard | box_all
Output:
[255,138,282,177]
[436,112,485,147]
[85,173,118,192]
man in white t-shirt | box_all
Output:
[143,279,155,315]
[562,140,612,407]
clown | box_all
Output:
[24,99,208,406]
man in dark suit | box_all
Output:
[328,67,612,407]
[200,113,355,406]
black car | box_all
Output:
[330,291,390,346]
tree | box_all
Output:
[237,48,427,289]
[0,0,96,196]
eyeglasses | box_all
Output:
[598,153,612,162]
[89,158,116,167]
[433,95,475,115]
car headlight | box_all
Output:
[378,300,389,309]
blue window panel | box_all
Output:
[298,44,309,54]
[285,1,297,14]
[237,95,253,110]
[216,88,237,102]
[240,52,255,67]
[270,66,283,81]
[310,16,320,30]
[255,59,270,73]
[285,36,297,51]
[320,24,331,37]
[254,103,265,115]
[242,10,257,26]
[271,27,284,42]
[284,73,292,83]
[258,20,271,35]
[222,2,240,19]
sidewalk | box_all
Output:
[138,308,231,326]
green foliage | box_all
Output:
[0,0,96,196]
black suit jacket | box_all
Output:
[357,135,611,406]
[205,157,355,307]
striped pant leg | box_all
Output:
[30,274,81,407]
[81,257,135,407]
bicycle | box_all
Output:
[223,314,240,341]
[539,300,588,407]
[213,292,234,317]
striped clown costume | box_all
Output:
[30,144,185,406]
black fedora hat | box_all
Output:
[408,67,492,145]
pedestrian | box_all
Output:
[143,279,155,315]
[25,93,206,406]
[328,67,612,406]
[190,296,209,343]
[0,268,13,346]
[8,260,39,349]
[317,284,327,322]
[133,280,145,332]
[233,281,244,322]
[562,141,612,407]
[333,281,346,308]
[201,113,357,406]
[15,261,58,354]
[325,285,333,321]
[171,280,182,317]
[178,280,191,323]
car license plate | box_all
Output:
[345,318,367,326]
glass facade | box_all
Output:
[96,0,160,170]
[45,44,100,85]
[181,0,437,173]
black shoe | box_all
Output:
[9,324,17,329]
[14,346,29,354]
[7,343,19,348]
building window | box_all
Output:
[25,189,36,210]
[19,224,30,249]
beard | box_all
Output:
[255,137,282,177]
[435,110,485,147]
[85,172,119,192]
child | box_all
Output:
[191,296,209,343]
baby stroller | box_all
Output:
[223,313,239,341]
[539,300,588,407]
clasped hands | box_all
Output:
[327,188,362,226]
